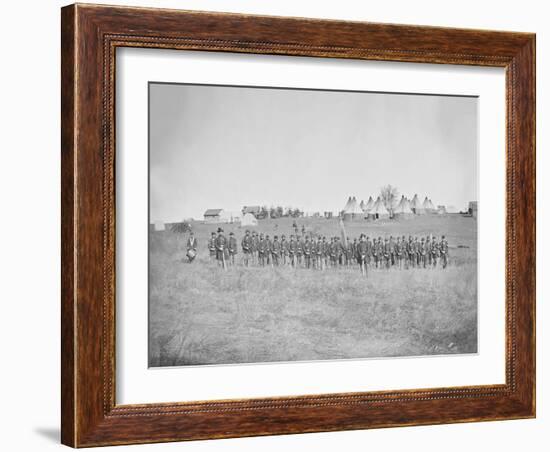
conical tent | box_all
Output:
[427,199,436,211]
[360,200,365,211]
[342,196,353,213]
[394,197,414,219]
[343,196,363,220]
[368,197,390,220]
[364,196,374,212]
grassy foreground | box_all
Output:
[149,215,477,366]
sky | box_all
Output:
[149,83,477,222]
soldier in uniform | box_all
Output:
[407,236,414,268]
[430,237,439,268]
[227,232,237,266]
[419,237,427,268]
[426,236,432,266]
[241,230,253,266]
[271,235,281,266]
[356,234,369,276]
[346,239,354,267]
[265,234,273,266]
[281,234,289,266]
[372,237,379,269]
[258,233,267,267]
[383,238,391,269]
[322,236,329,270]
[439,235,449,268]
[315,236,324,270]
[389,236,396,267]
[208,232,217,261]
[395,236,403,269]
[303,235,312,269]
[296,235,304,267]
[252,232,260,264]
[288,235,297,267]
[413,236,420,267]
[215,228,228,270]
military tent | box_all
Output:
[394,197,414,219]
[342,196,363,221]
[241,213,258,226]
[367,197,390,220]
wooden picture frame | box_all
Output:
[61,3,535,447]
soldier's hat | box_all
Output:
[217,227,224,233]
[281,234,285,238]
[421,237,425,241]
[245,229,250,233]
[229,232,234,236]
[274,235,278,239]
[211,231,216,235]
[442,235,446,239]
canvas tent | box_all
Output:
[241,213,258,226]
[362,196,375,213]
[394,196,414,219]
[367,197,390,220]
[342,196,363,221]
[409,194,422,214]
[422,197,436,213]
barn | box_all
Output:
[203,208,223,222]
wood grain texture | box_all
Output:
[61,3,536,447]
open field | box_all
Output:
[149,215,477,367]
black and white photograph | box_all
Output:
[148,82,479,367]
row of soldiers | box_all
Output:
[193,228,449,274]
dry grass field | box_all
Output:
[149,215,477,367]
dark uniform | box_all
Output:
[296,237,304,266]
[315,238,324,270]
[215,230,228,269]
[419,238,427,268]
[208,232,217,260]
[383,239,391,269]
[271,236,281,266]
[303,237,313,269]
[251,233,259,265]
[281,235,289,265]
[227,232,237,266]
[440,236,449,268]
[289,236,298,267]
[258,234,267,266]
[395,238,403,269]
[356,236,369,277]
[389,236,396,266]
[241,231,253,266]
[265,235,272,266]
[430,238,439,268]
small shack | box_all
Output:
[204,209,223,223]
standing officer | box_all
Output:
[215,228,228,270]
[426,236,432,267]
[227,232,237,266]
[296,235,304,267]
[389,236,396,267]
[419,237,427,268]
[289,235,297,267]
[252,232,260,264]
[208,231,217,261]
[303,235,312,269]
[395,236,403,269]
[346,239,354,267]
[315,236,324,270]
[322,236,329,270]
[241,230,253,266]
[356,234,369,277]
[271,235,281,266]
[430,237,439,268]
[383,238,391,269]
[440,235,449,268]
[281,234,289,266]
[258,233,267,266]
[265,234,273,266]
